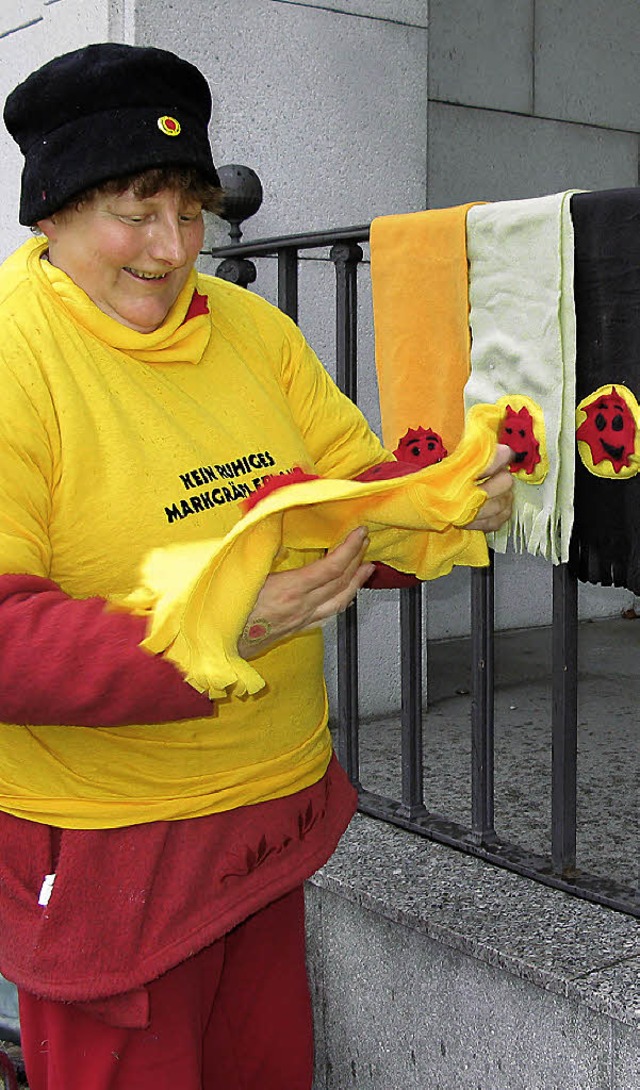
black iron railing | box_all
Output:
[207,227,638,919]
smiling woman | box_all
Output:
[0,40,379,1090]
[0,39,513,1090]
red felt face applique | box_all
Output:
[498,405,541,476]
[393,427,448,468]
[575,386,637,475]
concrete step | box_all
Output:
[306,816,639,1090]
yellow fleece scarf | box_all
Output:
[121,402,503,700]
[370,203,483,454]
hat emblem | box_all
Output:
[157,115,181,137]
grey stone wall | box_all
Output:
[427,0,639,204]
[0,0,115,256]
[307,883,639,1090]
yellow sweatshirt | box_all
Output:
[0,238,497,829]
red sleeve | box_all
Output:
[0,574,214,726]
[353,462,421,589]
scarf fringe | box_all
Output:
[490,498,573,566]
[570,537,640,595]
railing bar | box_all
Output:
[332,241,364,788]
[337,608,361,787]
[398,585,424,817]
[551,562,578,873]
[210,251,371,268]
[208,223,370,259]
[331,242,362,401]
[470,555,496,842]
[277,248,299,323]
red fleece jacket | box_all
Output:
[0,574,213,725]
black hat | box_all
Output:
[4,42,220,225]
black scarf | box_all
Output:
[569,189,640,594]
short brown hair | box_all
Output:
[61,165,225,218]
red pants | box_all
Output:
[18,886,313,1090]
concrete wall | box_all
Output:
[427,0,640,206]
[306,811,640,1090]
[306,880,640,1090]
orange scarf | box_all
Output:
[370,203,483,454]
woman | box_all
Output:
[0,42,512,1090]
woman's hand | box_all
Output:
[464,443,514,532]
[239,527,375,659]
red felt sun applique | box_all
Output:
[498,404,541,476]
[494,395,548,484]
[576,385,639,478]
[393,427,448,468]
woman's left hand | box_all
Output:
[464,444,514,532]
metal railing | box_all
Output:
[207,227,638,919]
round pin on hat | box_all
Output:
[157,115,181,136]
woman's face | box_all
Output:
[38,187,205,333]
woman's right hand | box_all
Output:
[238,527,375,659]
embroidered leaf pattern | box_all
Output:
[222,800,324,881]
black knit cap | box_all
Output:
[3,42,220,225]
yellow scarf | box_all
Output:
[122,402,503,700]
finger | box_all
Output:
[477,444,514,481]
[249,528,371,633]
[325,526,369,563]
[296,527,370,593]
[484,484,514,513]
[299,535,376,625]
[302,561,376,628]
[300,541,372,617]
[478,468,514,500]
[476,499,512,527]
[468,492,513,531]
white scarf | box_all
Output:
[464,192,579,563]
